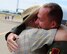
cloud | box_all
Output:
[61,5,67,11]
[62,0,67,2]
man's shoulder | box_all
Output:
[55,25,67,41]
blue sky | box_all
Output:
[0,0,67,20]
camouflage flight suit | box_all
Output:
[48,41,67,54]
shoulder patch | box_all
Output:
[49,48,60,54]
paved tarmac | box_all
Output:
[0,19,21,54]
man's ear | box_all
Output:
[51,21,56,28]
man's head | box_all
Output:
[35,3,63,29]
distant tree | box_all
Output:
[62,20,67,25]
[17,12,21,15]
[2,10,10,13]
[65,22,67,26]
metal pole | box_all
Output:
[16,0,19,13]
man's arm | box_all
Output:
[54,25,67,41]
[48,25,67,54]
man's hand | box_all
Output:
[7,33,19,52]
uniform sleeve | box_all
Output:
[30,29,57,51]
